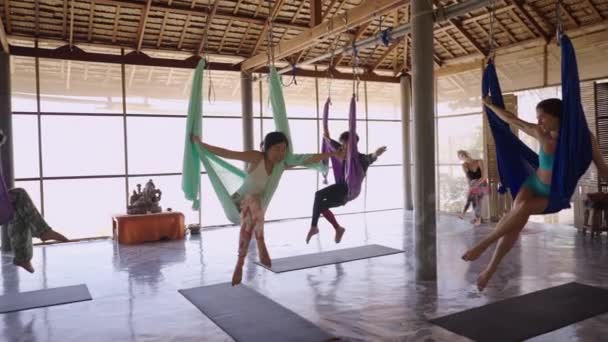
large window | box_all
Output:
[436,70,483,213]
[12,55,404,239]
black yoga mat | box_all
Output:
[179,283,334,342]
[255,244,403,273]
[430,282,608,342]
[0,284,92,314]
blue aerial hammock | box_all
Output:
[321,96,365,201]
[482,34,592,214]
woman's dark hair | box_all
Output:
[339,131,360,143]
[536,98,562,119]
[262,131,289,153]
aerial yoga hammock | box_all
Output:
[305,95,387,244]
[461,33,608,291]
[182,60,335,285]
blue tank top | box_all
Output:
[538,147,554,171]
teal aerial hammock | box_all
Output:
[181,60,327,224]
[482,33,592,214]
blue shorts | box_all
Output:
[522,174,551,197]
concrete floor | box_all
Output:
[1,210,607,341]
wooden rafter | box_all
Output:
[62,0,67,38]
[218,20,233,52]
[473,20,488,41]
[178,14,191,50]
[321,0,339,21]
[494,17,516,43]
[136,0,152,52]
[449,19,484,55]
[243,0,405,71]
[435,37,455,58]
[88,2,96,42]
[292,1,307,23]
[112,5,121,42]
[250,0,287,56]
[69,0,75,47]
[34,0,39,36]
[583,0,603,21]
[461,5,514,25]
[511,0,548,40]
[157,11,169,48]
[333,22,370,67]
[445,28,468,54]
[370,36,404,71]
[198,0,220,54]
[237,25,251,54]
[361,44,380,66]
[90,0,309,31]
[4,0,11,34]
[0,15,9,53]
[508,8,535,39]
[334,0,347,17]
[559,3,579,27]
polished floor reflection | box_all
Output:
[2,210,608,341]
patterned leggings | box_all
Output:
[7,188,52,263]
[237,194,265,257]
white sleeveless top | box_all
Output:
[237,160,270,196]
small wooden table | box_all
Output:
[112,212,185,245]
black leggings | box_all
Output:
[311,183,348,226]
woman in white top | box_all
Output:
[191,131,343,285]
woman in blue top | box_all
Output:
[462,97,608,290]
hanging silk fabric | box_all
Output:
[182,60,327,224]
[482,34,592,214]
[321,96,365,201]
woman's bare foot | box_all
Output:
[476,268,495,291]
[256,238,272,267]
[473,218,482,226]
[458,213,465,220]
[14,260,35,273]
[334,227,346,243]
[232,259,244,286]
[461,243,488,261]
[306,226,319,244]
[40,230,69,243]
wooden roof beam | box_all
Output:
[89,0,309,31]
[242,0,406,71]
[559,3,579,27]
[508,8,536,39]
[583,0,603,21]
[332,22,371,67]
[291,1,307,23]
[112,5,121,43]
[370,36,404,71]
[494,17,516,43]
[511,0,548,41]
[445,28,469,55]
[449,19,485,55]
[250,0,287,56]
[4,0,12,34]
[177,14,191,50]
[69,0,75,47]
[0,15,9,53]
[198,0,220,55]
[321,0,339,22]
[136,0,152,52]
[157,11,169,48]
[87,2,96,42]
[435,37,455,58]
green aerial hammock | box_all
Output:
[182,60,327,224]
